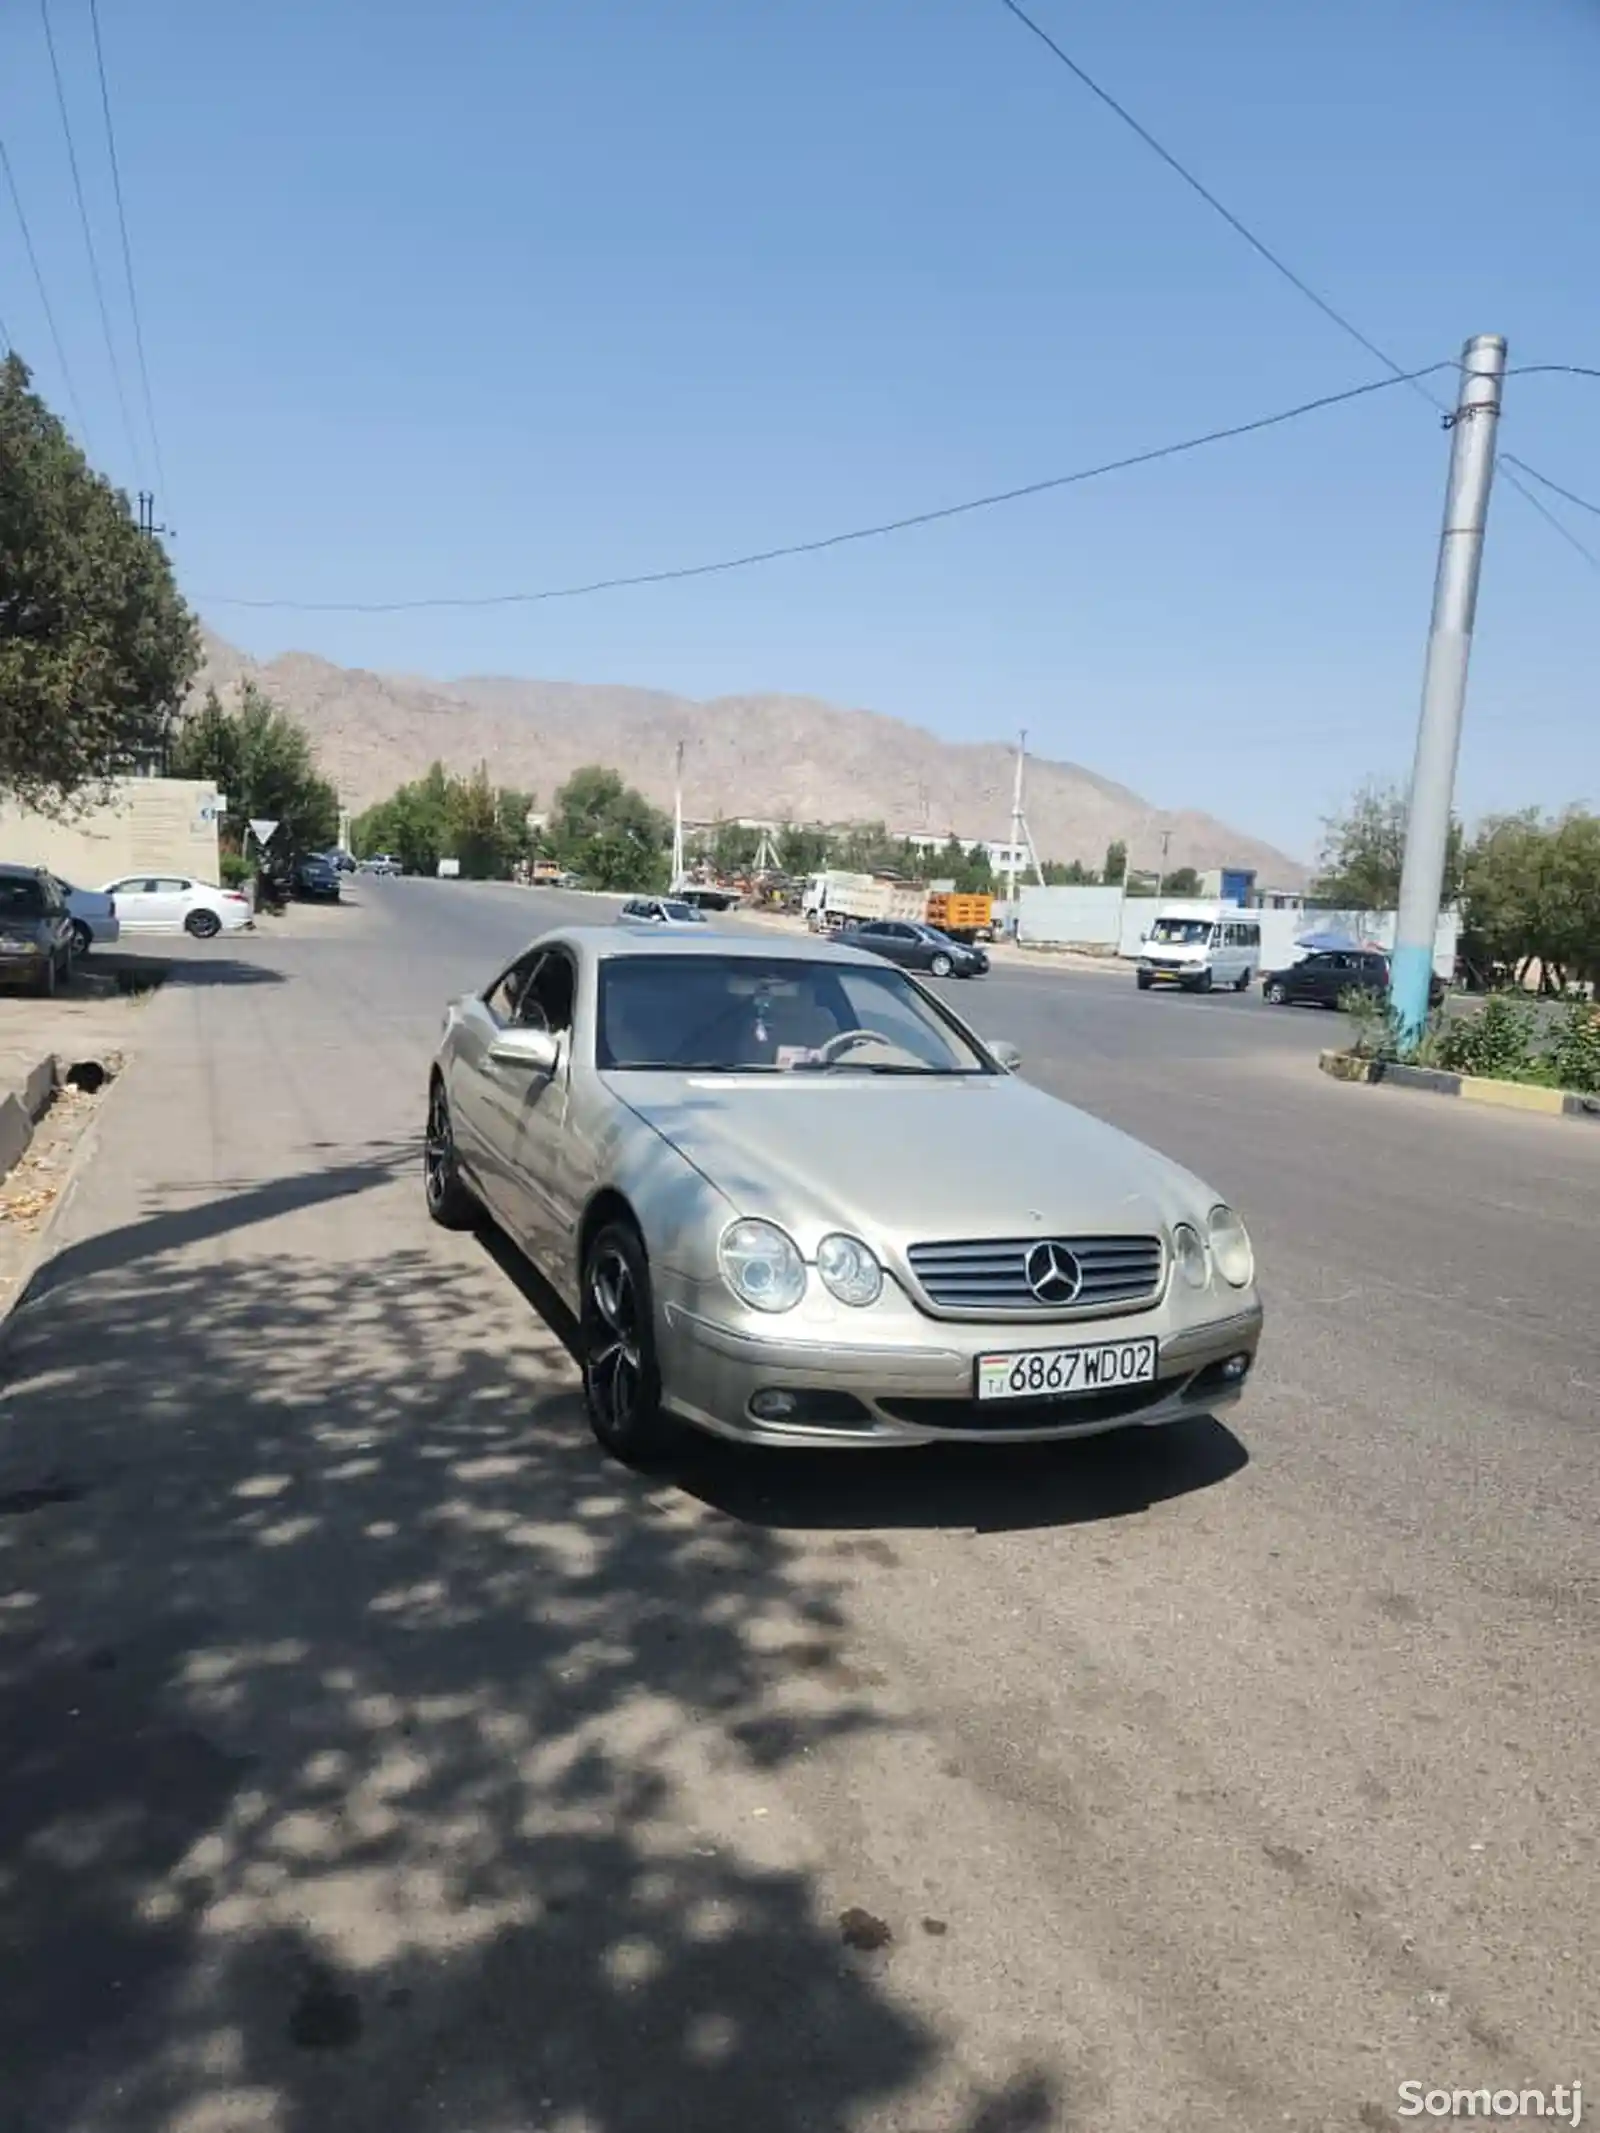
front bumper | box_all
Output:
[656,1287,1263,1448]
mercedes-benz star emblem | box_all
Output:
[1024,1240,1082,1305]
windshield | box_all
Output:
[597,955,992,1075]
[661,901,702,922]
[1149,918,1211,945]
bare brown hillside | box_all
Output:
[195,632,1305,881]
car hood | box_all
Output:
[608,1072,1215,1245]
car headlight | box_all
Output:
[718,1219,807,1313]
[1207,1203,1254,1288]
[815,1232,882,1307]
[1172,1222,1209,1289]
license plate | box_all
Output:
[975,1336,1158,1403]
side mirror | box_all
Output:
[987,1038,1023,1073]
[489,1025,560,1074]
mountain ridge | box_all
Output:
[194,631,1306,882]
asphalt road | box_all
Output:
[0,877,1593,2133]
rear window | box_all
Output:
[0,879,46,919]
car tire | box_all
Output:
[1264,981,1287,1005]
[1191,970,1213,993]
[581,1220,677,1468]
[69,920,92,959]
[929,952,954,979]
[1136,970,1152,991]
[423,1078,477,1230]
[185,909,222,940]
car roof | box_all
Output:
[0,862,46,881]
[527,923,887,969]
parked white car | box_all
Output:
[51,877,120,956]
[99,874,253,940]
[619,896,709,927]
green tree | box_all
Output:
[712,821,763,875]
[549,765,669,890]
[1102,840,1128,886]
[170,682,337,855]
[0,352,199,807]
[775,823,831,877]
[1314,780,1463,909]
[1041,858,1097,886]
[775,823,832,877]
[1162,865,1202,897]
[1461,808,1600,991]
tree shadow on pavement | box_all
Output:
[0,1224,1061,2133]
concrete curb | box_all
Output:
[1317,1049,1600,1122]
[0,1053,59,1182]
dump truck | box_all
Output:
[924,890,994,944]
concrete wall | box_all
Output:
[0,777,223,889]
[1010,886,1459,978]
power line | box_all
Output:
[0,131,95,450]
[40,0,143,483]
[1502,454,1600,521]
[199,360,1454,612]
[87,0,169,505]
[991,0,1600,572]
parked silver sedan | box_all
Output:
[426,928,1263,1463]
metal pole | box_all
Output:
[1390,333,1506,1041]
[1154,828,1171,903]
[671,740,685,888]
[1006,730,1025,933]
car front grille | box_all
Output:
[906,1235,1165,1315]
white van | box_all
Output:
[1135,901,1261,993]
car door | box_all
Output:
[105,876,162,930]
[503,947,583,1273]
[449,950,543,1227]
[876,922,920,968]
[1287,953,1327,1003]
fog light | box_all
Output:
[1221,1353,1250,1382]
[751,1389,797,1420]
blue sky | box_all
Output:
[2,0,1596,862]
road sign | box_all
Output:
[248,819,280,847]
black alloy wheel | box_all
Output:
[423,1079,477,1229]
[582,1222,675,1466]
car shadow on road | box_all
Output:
[673,1415,1249,1534]
[469,1208,1249,1536]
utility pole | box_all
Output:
[1005,730,1026,935]
[1154,827,1171,902]
[1390,334,1506,1042]
[136,490,174,542]
[670,740,686,888]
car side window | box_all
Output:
[485,951,542,1024]
[520,949,576,1036]
[156,877,188,893]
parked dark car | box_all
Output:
[293,853,342,902]
[0,864,77,995]
[846,918,989,980]
[1262,949,1444,1010]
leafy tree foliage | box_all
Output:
[169,683,337,855]
[352,761,535,879]
[1459,808,1600,991]
[0,353,198,808]
[1102,839,1127,886]
[547,766,669,889]
[1313,780,1464,909]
